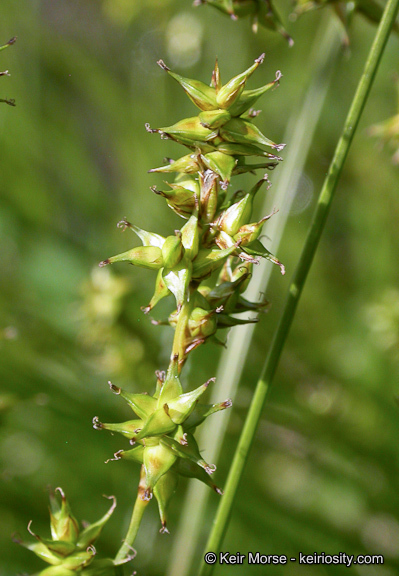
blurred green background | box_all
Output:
[1,1,399,575]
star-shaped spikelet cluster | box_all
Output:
[14,488,130,575]
[94,355,232,532]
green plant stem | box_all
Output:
[198,0,399,572]
[115,471,150,562]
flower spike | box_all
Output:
[94,361,231,530]
[94,56,286,541]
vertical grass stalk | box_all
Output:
[199,0,399,572]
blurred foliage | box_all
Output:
[1,1,399,575]
[193,0,294,44]
[292,0,399,45]
[369,77,399,164]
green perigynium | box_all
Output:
[94,56,286,553]
[14,488,131,575]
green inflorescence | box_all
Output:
[93,360,231,532]
[14,488,129,575]
[95,56,286,541]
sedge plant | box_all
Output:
[16,55,287,573]
[14,0,399,571]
